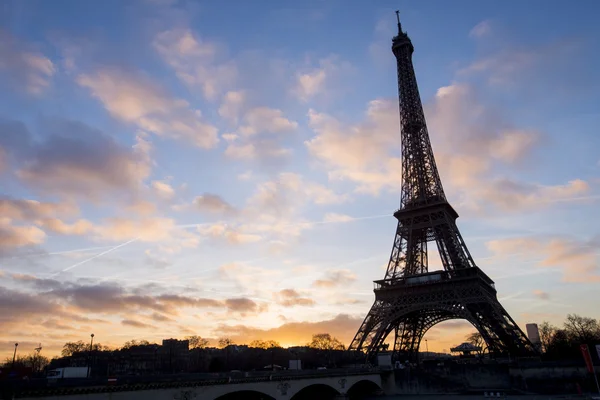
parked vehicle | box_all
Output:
[47,367,89,380]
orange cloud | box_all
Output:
[313,269,357,288]
[215,314,362,347]
[77,68,218,148]
[487,236,600,283]
[274,289,315,307]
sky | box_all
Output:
[1,0,600,360]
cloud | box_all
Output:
[486,236,600,283]
[225,298,267,314]
[458,38,581,88]
[37,218,94,236]
[216,314,362,347]
[469,20,492,38]
[151,180,175,199]
[190,173,348,245]
[323,213,354,223]
[219,90,245,124]
[306,99,401,195]
[94,216,197,244]
[313,269,357,288]
[274,289,315,307]
[218,263,282,294]
[153,28,236,100]
[306,72,592,212]
[122,319,155,329]
[532,290,550,300]
[0,117,152,201]
[77,68,218,148]
[224,140,292,162]
[478,178,590,211]
[198,223,261,245]
[238,107,298,136]
[247,173,347,211]
[148,312,174,322]
[223,107,298,163]
[0,197,78,221]
[7,275,259,318]
[194,194,236,214]
[0,286,59,326]
[292,55,355,102]
[0,30,55,94]
[0,220,46,254]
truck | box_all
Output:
[288,360,302,370]
[47,367,89,380]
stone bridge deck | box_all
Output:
[10,369,391,400]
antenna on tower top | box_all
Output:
[395,10,402,34]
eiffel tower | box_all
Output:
[348,12,536,362]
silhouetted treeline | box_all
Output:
[5,333,353,377]
[539,314,600,361]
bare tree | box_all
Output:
[121,340,151,349]
[249,340,281,349]
[62,340,107,356]
[186,336,209,349]
[61,341,88,357]
[218,338,234,348]
[26,353,50,373]
[538,321,557,353]
[308,333,345,351]
[465,332,487,356]
[563,314,600,343]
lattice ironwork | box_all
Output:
[349,12,536,362]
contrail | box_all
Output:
[9,245,116,259]
[48,237,140,278]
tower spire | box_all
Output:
[395,10,402,34]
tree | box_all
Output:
[308,333,345,351]
[2,355,27,368]
[121,339,151,349]
[218,338,234,348]
[61,341,88,357]
[186,336,209,349]
[538,321,557,353]
[249,340,281,349]
[26,353,50,373]
[465,332,487,356]
[563,314,600,343]
[61,340,106,356]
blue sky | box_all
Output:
[1,0,599,358]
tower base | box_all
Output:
[349,267,535,362]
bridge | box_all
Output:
[10,368,395,400]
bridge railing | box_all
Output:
[3,367,383,398]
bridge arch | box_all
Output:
[375,305,485,359]
[289,383,340,400]
[214,390,275,400]
[346,379,382,399]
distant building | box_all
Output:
[526,324,541,345]
[159,339,189,373]
[450,342,481,356]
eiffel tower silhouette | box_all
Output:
[348,12,537,361]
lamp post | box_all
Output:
[12,343,18,369]
[88,334,94,378]
[425,339,429,358]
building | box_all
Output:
[526,324,541,346]
[159,339,189,373]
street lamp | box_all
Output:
[88,334,95,378]
[12,343,18,369]
[425,339,429,358]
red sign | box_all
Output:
[580,344,594,373]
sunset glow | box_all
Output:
[1,0,599,361]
